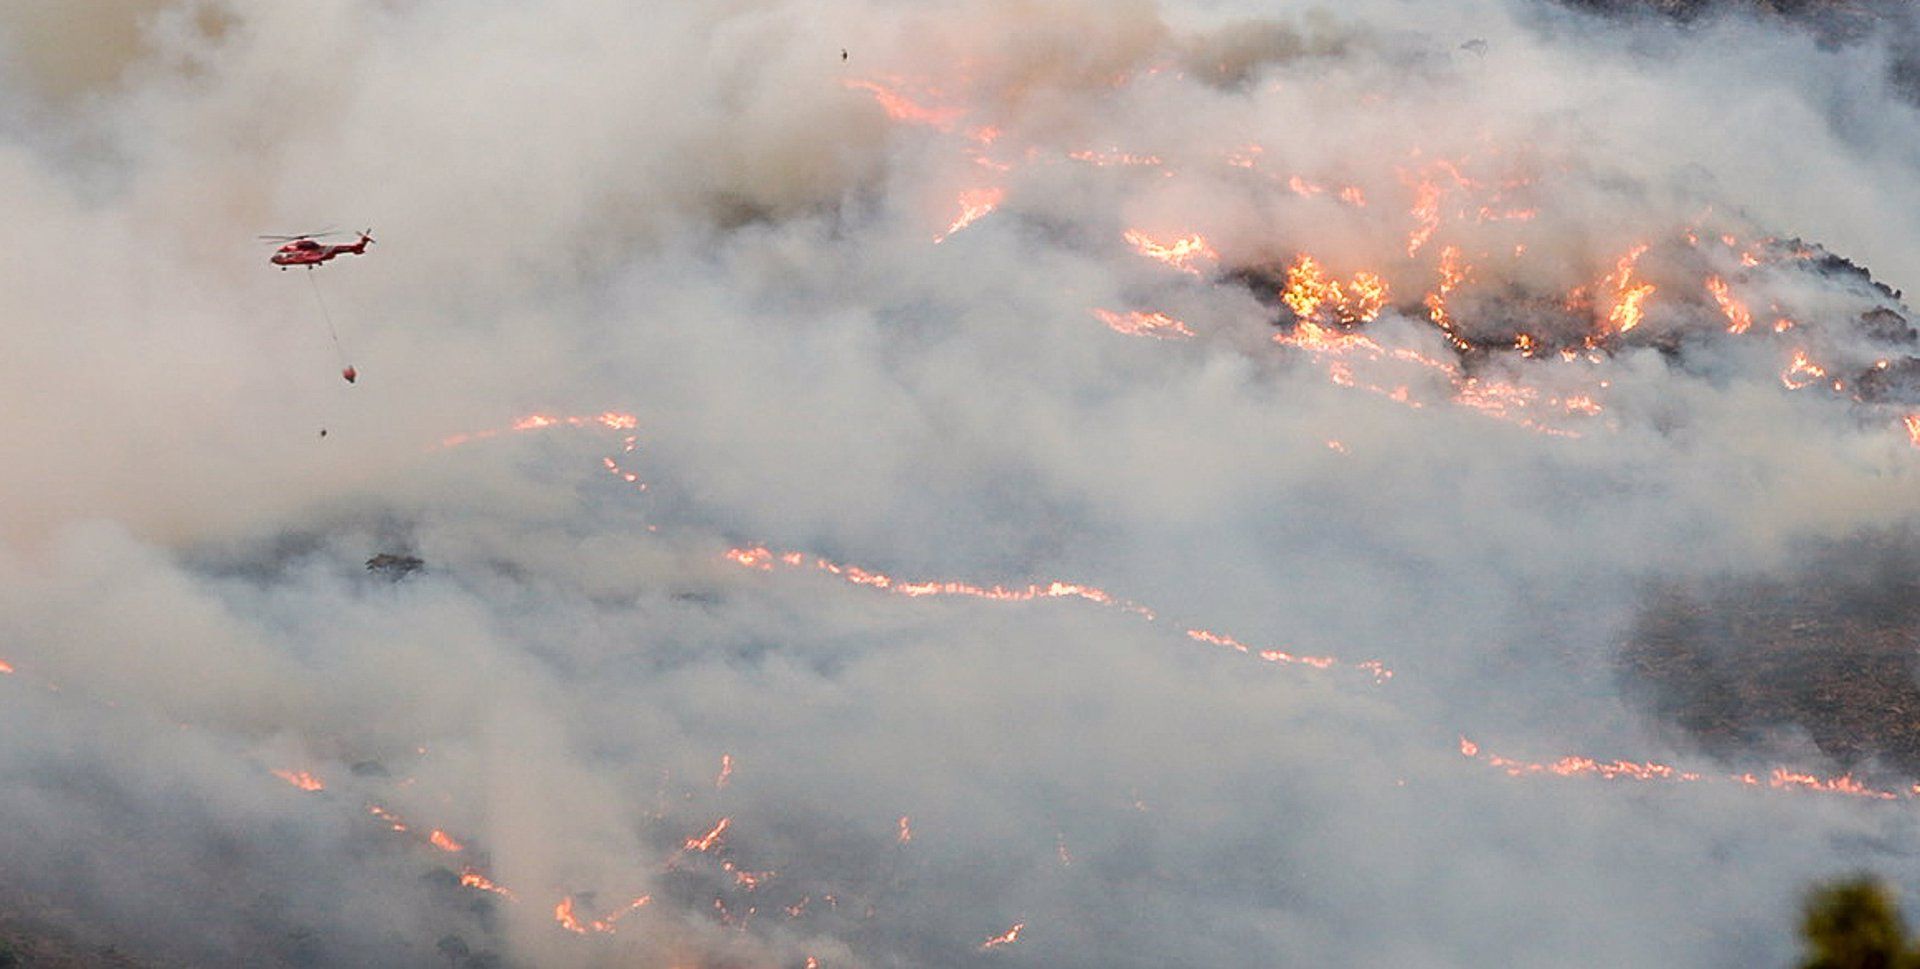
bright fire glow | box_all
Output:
[1123,229,1217,276]
[1091,308,1195,340]
[1423,245,1472,350]
[1781,350,1828,390]
[1460,737,1902,799]
[842,77,966,130]
[1186,628,1391,682]
[1281,255,1388,325]
[1603,244,1656,335]
[934,187,1005,243]
[981,922,1026,950]
[429,829,464,853]
[685,817,731,853]
[368,804,407,832]
[459,868,515,899]
[725,547,1156,619]
[438,411,640,450]
[1704,275,1752,334]
[272,769,324,792]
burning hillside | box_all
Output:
[5,1,1920,968]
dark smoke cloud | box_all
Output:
[2,1,1919,966]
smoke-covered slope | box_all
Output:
[3,2,1920,967]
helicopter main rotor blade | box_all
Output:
[257,227,340,242]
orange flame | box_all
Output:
[1281,255,1388,325]
[1904,415,1920,448]
[843,77,966,130]
[716,753,734,790]
[1781,350,1827,390]
[0,660,13,674]
[725,547,1155,619]
[1091,308,1195,340]
[428,829,464,853]
[439,411,641,450]
[272,769,324,793]
[368,804,408,832]
[555,893,649,933]
[1423,245,1472,350]
[897,816,913,845]
[685,817,731,853]
[1123,230,1217,276]
[555,896,588,934]
[1274,320,1385,356]
[980,922,1026,950]
[934,187,1005,242]
[1406,179,1445,257]
[1603,244,1656,335]
[1185,628,1390,681]
[1704,275,1752,334]
[459,867,515,899]
[1460,737,1900,798]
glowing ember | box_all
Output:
[934,187,1005,243]
[1905,415,1920,448]
[368,804,408,832]
[724,860,776,890]
[0,660,13,674]
[716,753,734,790]
[1704,275,1752,334]
[1123,229,1217,276]
[685,817,731,853]
[897,816,912,845]
[428,829,464,853]
[272,769,324,792]
[980,922,1025,951]
[1091,308,1194,340]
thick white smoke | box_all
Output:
[2,1,1919,966]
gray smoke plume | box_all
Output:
[2,1,1919,966]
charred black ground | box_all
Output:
[1622,530,1920,779]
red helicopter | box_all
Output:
[261,229,375,269]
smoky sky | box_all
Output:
[2,1,1920,967]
